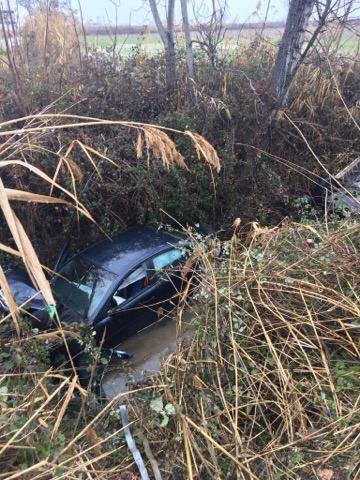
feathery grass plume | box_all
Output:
[0,113,220,313]
[61,156,84,183]
[21,7,79,69]
[232,217,242,234]
[185,131,221,172]
[0,111,222,478]
[136,127,187,169]
[0,113,220,172]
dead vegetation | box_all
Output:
[20,6,80,69]
[132,220,360,479]
[0,220,358,479]
[0,3,359,480]
[0,111,220,479]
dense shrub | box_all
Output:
[0,37,359,262]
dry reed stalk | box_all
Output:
[0,265,20,337]
[0,177,54,306]
[0,367,166,479]
[0,114,221,479]
[130,220,359,479]
[0,160,92,220]
[0,113,221,172]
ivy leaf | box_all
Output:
[0,386,8,403]
[150,396,164,414]
[164,403,175,416]
[160,415,169,427]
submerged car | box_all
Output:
[0,227,188,346]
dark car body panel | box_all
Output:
[0,267,45,312]
[82,227,181,276]
[97,262,184,347]
[79,227,183,324]
[0,227,185,344]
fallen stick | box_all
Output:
[119,404,150,480]
[140,431,163,480]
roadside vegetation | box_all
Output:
[0,0,359,479]
[1,220,359,479]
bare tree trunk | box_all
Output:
[166,0,176,89]
[180,0,194,79]
[269,0,316,111]
[149,0,176,90]
[0,8,27,112]
[77,0,88,57]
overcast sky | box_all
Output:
[75,0,289,25]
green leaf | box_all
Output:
[150,396,164,414]
[14,353,23,366]
[164,403,175,416]
[0,386,8,403]
[160,415,169,427]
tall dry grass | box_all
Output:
[0,7,359,479]
[1,219,359,479]
[128,220,360,479]
[20,7,80,69]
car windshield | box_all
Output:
[52,257,117,318]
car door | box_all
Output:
[99,260,159,346]
[100,248,184,346]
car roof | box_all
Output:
[80,226,182,276]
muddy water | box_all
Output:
[101,314,193,399]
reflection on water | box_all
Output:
[101,315,193,399]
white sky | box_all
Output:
[74,0,289,25]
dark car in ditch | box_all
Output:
[0,227,188,347]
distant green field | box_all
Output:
[86,33,163,53]
[86,30,359,55]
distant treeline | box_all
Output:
[85,18,360,36]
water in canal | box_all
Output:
[100,314,193,398]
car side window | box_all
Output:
[150,249,183,279]
[112,262,149,306]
